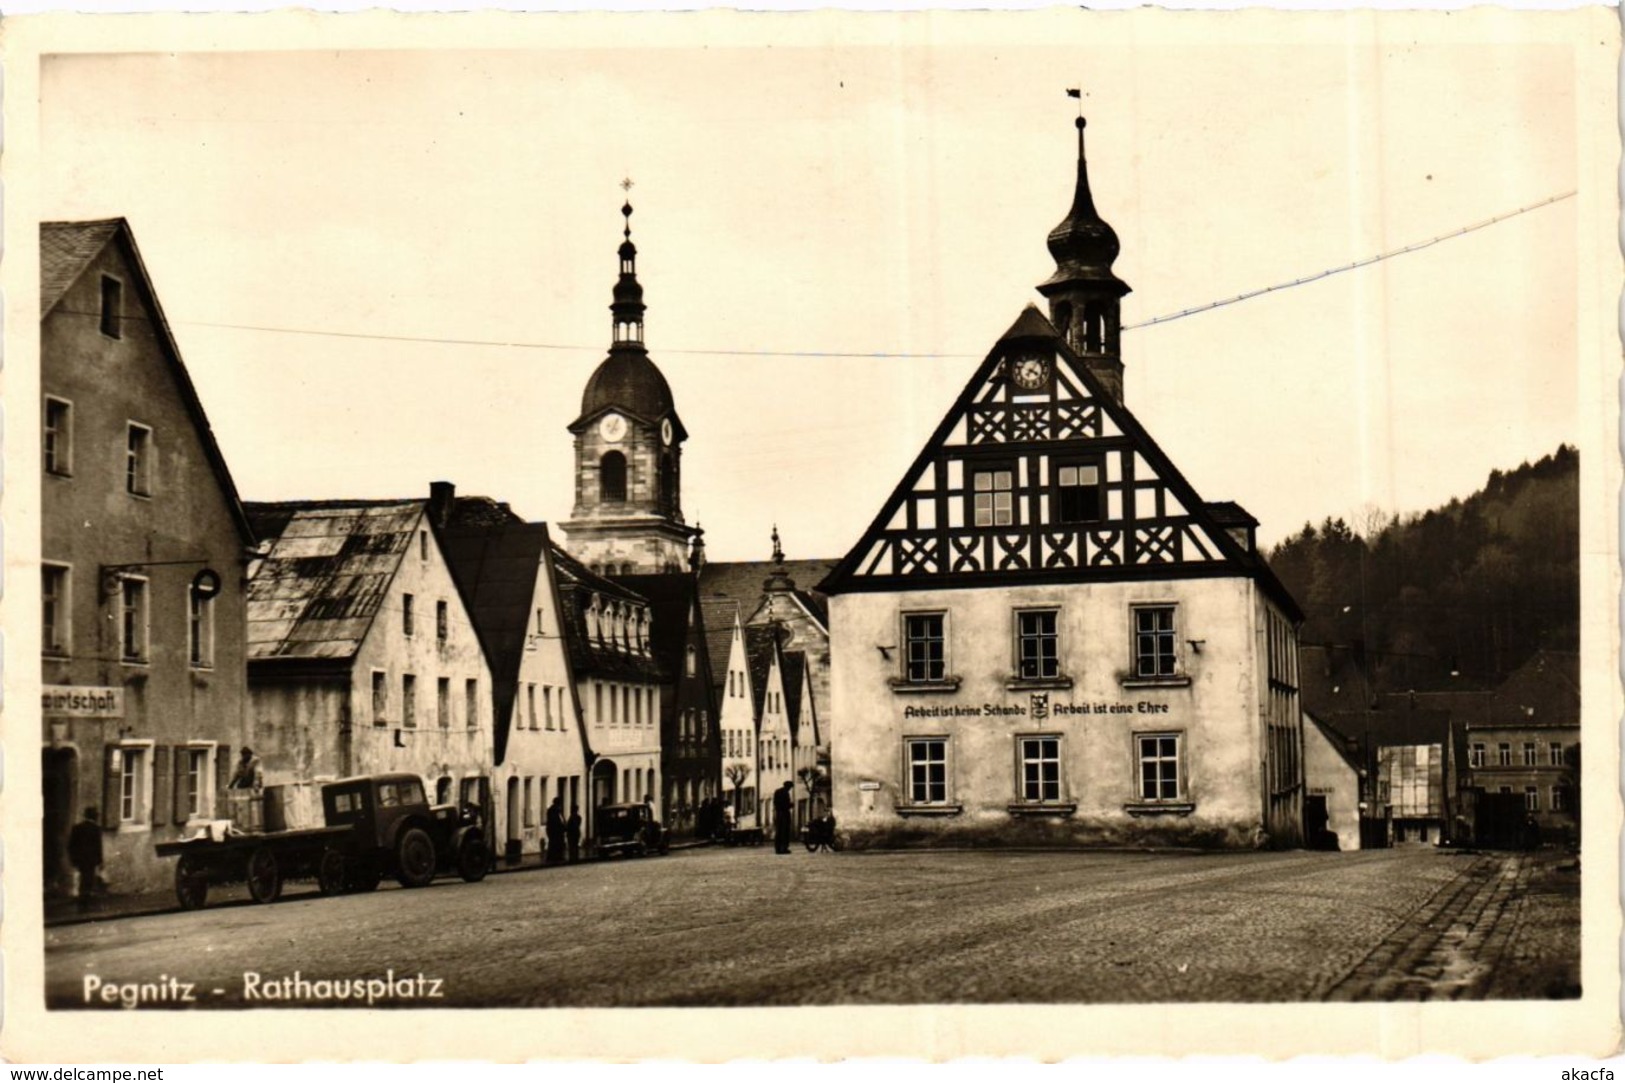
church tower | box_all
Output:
[1037,117,1132,404]
[560,199,694,575]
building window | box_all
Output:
[1469,743,1486,768]
[1018,736,1062,802]
[189,587,215,668]
[1132,606,1177,679]
[903,612,946,683]
[1497,743,1511,767]
[527,684,538,730]
[1524,786,1539,812]
[1548,742,1564,767]
[119,576,149,663]
[1137,733,1183,801]
[437,677,451,729]
[42,564,70,656]
[100,275,122,338]
[1551,787,1565,812]
[1016,609,1060,680]
[402,674,417,729]
[971,467,1015,527]
[117,745,148,823]
[686,645,697,677]
[465,679,478,729]
[1054,461,1103,524]
[905,738,949,804]
[419,531,428,561]
[402,593,415,636]
[126,423,153,496]
[372,671,387,725]
[600,451,628,503]
[1522,742,1537,767]
[43,397,73,476]
[180,745,217,821]
[436,600,448,642]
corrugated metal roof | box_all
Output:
[245,501,422,661]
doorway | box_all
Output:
[42,747,78,896]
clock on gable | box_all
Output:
[1008,352,1050,391]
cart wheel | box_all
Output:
[175,853,209,911]
[395,827,436,888]
[804,837,818,853]
[246,846,282,904]
[317,849,347,896]
[456,833,489,883]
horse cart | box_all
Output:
[155,773,488,910]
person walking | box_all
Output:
[566,804,582,863]
[773,780,794,854]
[68,807,104,910]
[545,797,566,866]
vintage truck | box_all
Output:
[155,773,489,910]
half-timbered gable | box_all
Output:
[822,304,1283,602]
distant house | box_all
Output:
[746,625,794,838]
[40,219,255,896]
[1324,705,1459,847]
[436,486,588,862]
[1302,712,1362,850]
[243,496,494,806]
[550,546,664,830]
[1462,650,1580,845]
[616,573,720,836]
[704,602,759,828]
[784,650,823,825]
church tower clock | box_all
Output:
[1037,116,1132,405]
[560,198,695,575]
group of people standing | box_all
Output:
[542,798,583,865]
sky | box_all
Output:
[38,23,1589,563]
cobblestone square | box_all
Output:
[45,844,1578,1008]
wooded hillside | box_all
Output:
[1269,445,1578,693]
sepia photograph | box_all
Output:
[3,5,1619,1062]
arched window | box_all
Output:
[1053,301,1074,348]
[658,454,676,514]
[600,451,627,502]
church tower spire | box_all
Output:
[1037,114,1132,404]
[561,188,695,576]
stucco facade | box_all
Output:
[1303,713,1363,851]
[830,577,1296,848]
[246,503,494,803]
[40,220,255,896]
[714,614,760,826]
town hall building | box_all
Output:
[820,118,1306,850]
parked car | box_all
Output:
[595,803,669,858]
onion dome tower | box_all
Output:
[1037,116,1132,404]
[561,197,695,576]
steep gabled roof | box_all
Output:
[551,543,665,684]
[42,219,254,545]
[244,500,422,662]
[439,520,553,763]
[815,305,1301,622]
[1479,649,1580,729]
[699,597,742,693]
[1305,711,1363,775]
[782,650,808,741]
[744,624,782,721]
[613,573,704,675]
[699,559,836,633]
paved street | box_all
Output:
[45,846,1578,1008]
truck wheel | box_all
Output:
[317,849,347,896]
[176,854,209,911]
[395,827,436,888]
[246,846,282,904]
[456,833,489,883]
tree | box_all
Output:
[724,763,750,815]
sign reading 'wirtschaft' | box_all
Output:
[42,686,124,718]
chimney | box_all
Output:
[428,481,455,530]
